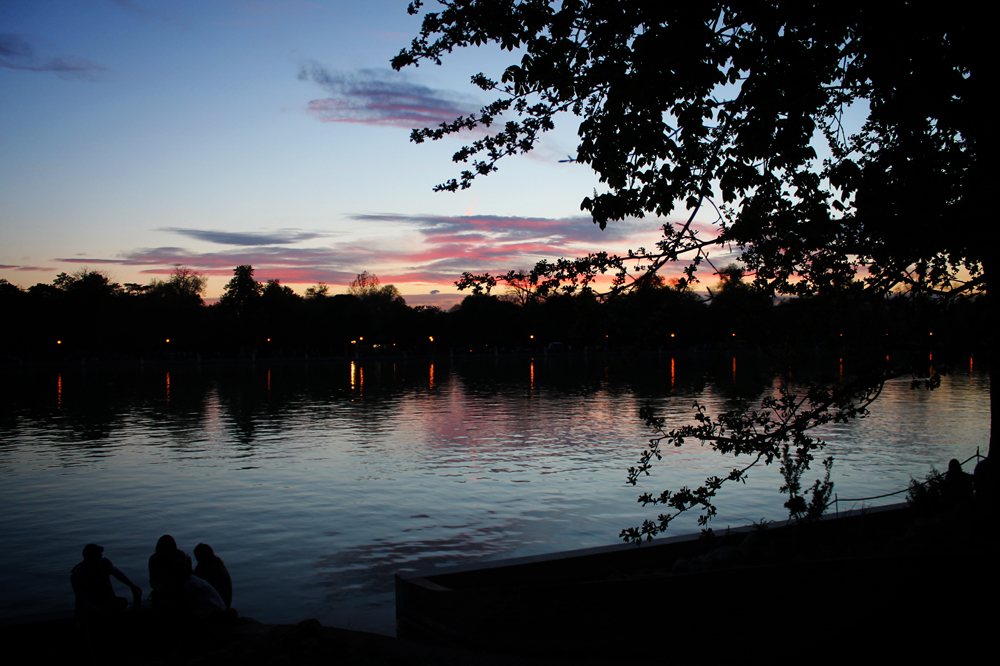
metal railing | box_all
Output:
[827,448,986,517]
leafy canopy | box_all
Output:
[394,1,980,297]
[395,1,984,539]
[221,265,263,315]
[150,265,207,305]
[348,271,406,304]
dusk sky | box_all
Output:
[2,1,734,307]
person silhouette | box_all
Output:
[178,555,231,623]
[70,543,142,619]
[148,534,187,612]
[945,458,974,504]
[193,543,233,609]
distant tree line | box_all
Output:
[0,264,986,363]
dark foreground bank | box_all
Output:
[0,614,610,666]
[5,498,995,665]
[396,500,998,664]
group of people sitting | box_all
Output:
[148,535,234,623]
[70,535,235,626]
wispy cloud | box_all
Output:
[49,212,714,290]
[15,265,57,272]
[54,257,124,264]
[158,227,330,246]
[348,213,650,273]
[0,265,60,272]
[0,33,106,80]
[298,63,479,129]
[367,213,639,244]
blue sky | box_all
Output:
[1,1,732,306]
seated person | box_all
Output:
[193,543,233,609]
[71,543,142,619]
[945,458,975,504]
[178,556,237,626]
[148,534,187,611]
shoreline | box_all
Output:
[0,614,600,666]
[1,342,980,370]
[5,501,995,664]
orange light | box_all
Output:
[429,336,434,342]
[165,339,170,343]
[670,333,675,338]
[359,336,364,341]
[56,340,61,345]
[267,338,271,342]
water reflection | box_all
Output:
[314,518,518,602]
[0,354,989,632]
[1,353,945,454]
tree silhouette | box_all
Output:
[150,265,207,306]
[305,283,329,299]
[347,271,406,306]
[220,265,262,317]
[395,1,988,534]
[347,271,381,299]
[395,1,978,296]
[53,268,122,299]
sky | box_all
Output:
[1,1,733,307]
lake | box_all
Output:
[0,353,989,633]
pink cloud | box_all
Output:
[40,211,720,295]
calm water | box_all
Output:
[0,355,989,633]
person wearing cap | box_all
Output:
[70,543,142,618]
